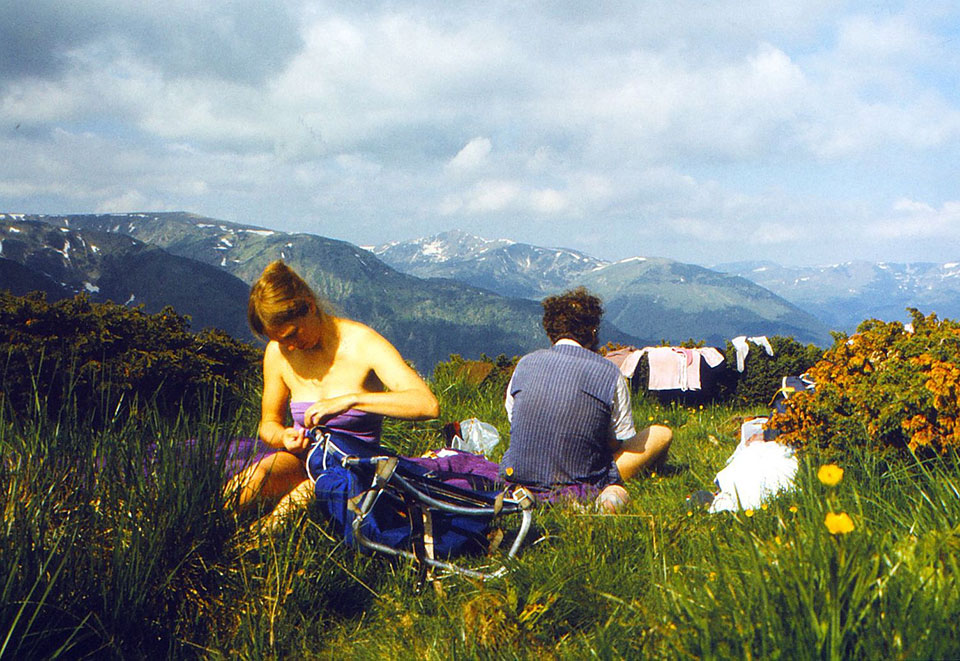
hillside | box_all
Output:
[578,257,830,347]
[0,218,252,338]
[715,260,960,331]
[7,213,645,370]
[373,229,605,299]
[376,231,833,346]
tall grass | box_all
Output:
[4,363,960,658]
[0,369,256,658]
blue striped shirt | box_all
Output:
[500,342,627,488]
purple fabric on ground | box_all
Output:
[524,481,601,504]
[219,406,383,480]
[221,437,274,480]
[407,449,503,491]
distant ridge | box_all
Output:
[373,229,605,299]
[2,213,644,370]
[375,230,833,346]
[714,260,960,331]
[0,217,252,338]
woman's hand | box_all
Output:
[303,395,354,429]
[278,426,311,454]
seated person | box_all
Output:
[499,287,672,512]
[227,259,439,526]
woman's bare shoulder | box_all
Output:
[333,318,398,363]
[262,339,285,365]
[335,317,385,342]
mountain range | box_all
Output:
[713,260,960,331]
[373,230,831,346]
[1,213,568,371]
[8,213,944,371]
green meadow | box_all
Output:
[4,369,960,659]
[3,298,960,659]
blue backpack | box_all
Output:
[305,427,534,581]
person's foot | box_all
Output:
[597,485,630,513]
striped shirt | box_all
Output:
[500,340,635,489]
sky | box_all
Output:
[1,1,959,267]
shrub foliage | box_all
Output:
[0,291,260,422]
[719,335,824,406]
[771,310,960,455]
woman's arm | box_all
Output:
[259,343,310,452]
[302,326,439,427]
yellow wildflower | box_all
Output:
[817,464,844,487]
[789,505,798,513]
[824,512,855,535]
[744,509,754,517]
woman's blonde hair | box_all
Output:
[247,260,323,338]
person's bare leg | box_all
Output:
[261,479,315,529]
[614,425,673,481]
[225,451,307,512]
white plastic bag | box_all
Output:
[708,417,798,513]
[452,418,500,456]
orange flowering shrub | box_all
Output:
[770,309,960,455]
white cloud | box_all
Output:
[463,180,522,213]
[446,137,492,173]
[666,217,727,243]
[529,188,568,214]
[875,198,960,239]
[835,14,934,62]
[95,190,150,213]
[335,154,383,176]
[749,222,806,246]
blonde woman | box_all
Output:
[229,260,439,524]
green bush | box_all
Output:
[720,335,824,406]
[0,291,260,425]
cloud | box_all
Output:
[95,190,151,213]
[2,2,960,267]
[835,14,936,63]
[0,0,301,85]
[529,188,569,214]
[446,137,492,173]
[875,198,960,239]
[462,180,522,214]
[441,179,570,216]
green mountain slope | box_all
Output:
[0,219,254,339]
[577,257,831,346]
[23,213,628,370]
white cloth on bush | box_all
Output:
[604,347,644,378]
[708,417,798,513]
[641,346,726,391]
[731,335,775,372]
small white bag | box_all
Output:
[452,418,500,456]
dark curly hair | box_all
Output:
[541,287,604,350]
